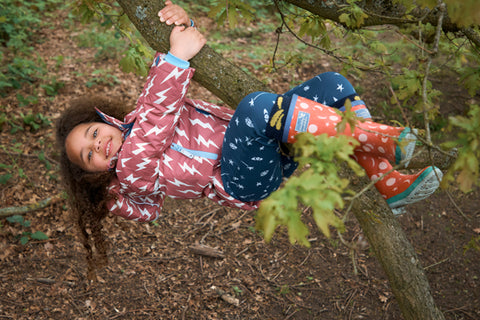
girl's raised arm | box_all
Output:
[158,1,206,62]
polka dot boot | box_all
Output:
[354,152,443,215]
[283,95,414,164]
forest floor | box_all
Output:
[1,5,479,320]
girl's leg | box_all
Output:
[261,92,440,212]
[266,94,416,165]
[283,72,371,119]
[221,92,297,202]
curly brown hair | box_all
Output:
[56,95,131,279]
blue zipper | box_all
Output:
[171,143,218,160]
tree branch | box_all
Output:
[117,0,270,108]
[0,193,63,218]
[283,0,479,34]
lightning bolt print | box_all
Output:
[120,157,132,168]
[125,204,134,218]
[178,162,201,175]
[162,153,174,170]
[136,157,151,171]
[129,127,142,138]
[141,75,156,99]
[145,124,166,137]
[189,118,215,132]
[154,87,171,105]
[194,135,219,149]
[161,68,186,84]
[167,178,193,188]
[176,189,202,196]
[139,108,154,124]
[132,143,148,155]
[125,174,140,184]
[107,53,261,222]
[175,127,189,140]
[138,207,153,221]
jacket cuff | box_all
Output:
[164,51,190,69]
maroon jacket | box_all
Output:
[103,53,259,221]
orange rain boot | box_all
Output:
[274,94,417,166]
[353,151,443,214]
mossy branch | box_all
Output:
[0,193,63,218]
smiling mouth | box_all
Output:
[105,139,112,158]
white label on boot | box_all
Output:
[295,111,310,133]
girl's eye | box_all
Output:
[88,151,93,161]
[93,129,98,138]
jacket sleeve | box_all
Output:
[128,52,195,156]
[107,184,164,222]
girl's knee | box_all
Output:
[320,71,351,86]
[237,91,278,112]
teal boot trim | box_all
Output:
[395,128,418,168]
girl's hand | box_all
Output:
[158,0,190,26]
[169,25,206,61]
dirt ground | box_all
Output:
[1,6,479,320]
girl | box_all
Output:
[56,1,442,272]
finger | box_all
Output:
[158,5,177,21]
[160,9,180,24]
[171,25,186,34]
[166,13,180,25]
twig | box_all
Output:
[424,257,449,270]
[196,207,222,224]
[272,0,352,69]
[26,277,75,287]
[388,84,410,126]
[210,286,239,306]
[461,27,480,49]
[0,150,59,166]
[445,190,470,221]
[395,30,435,55]
[138,256,180,262]
[0,193,63,217]
[181,294,191,320]
[421,1,446,145]
[189,243,225,259]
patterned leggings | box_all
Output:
[221,72,366,202]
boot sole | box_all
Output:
[387,166,443,211]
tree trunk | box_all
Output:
[116,1,447,319]
[351,180,446,320]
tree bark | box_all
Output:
[116,0,447,319]
[351,188,446,320]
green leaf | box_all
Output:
[30,231,48,241]
[6,215,24,225]
[20,236,29,245]
[22,219,31,227]
[442,104,480,192]
[0,173,12,184]
[256,132,358,245]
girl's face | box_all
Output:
[65,122,123,172]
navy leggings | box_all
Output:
[221,72,364,202]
